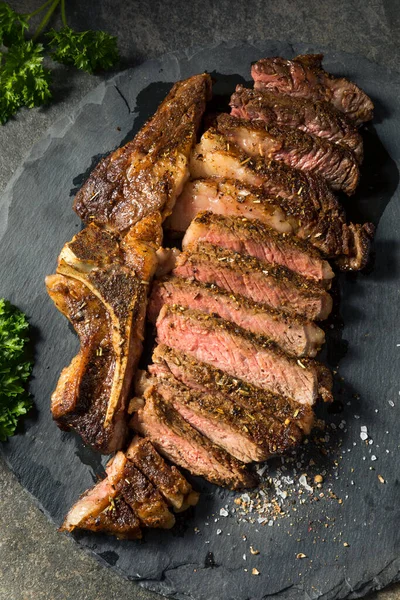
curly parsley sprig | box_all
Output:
[0,299,33,441]
[0,0,120,124]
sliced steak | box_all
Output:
[151,345,314,432]
[251,54,373,125]
[152,372,302,462]
[155,305,332,404]
[151,345,315,433]
[115,461,175,529]
[149,278,325,357]
[77,497,142,540]
[230,85,363,162]
[126,436,199,511]
[61,452,144,538]
[216,113,359,195]
[182,211,334,284]
[173,242,332,321]
[189,130,374,269]
[132,387,257,489]
[166,178,295,235]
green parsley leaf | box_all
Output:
[0,41,52,124]
[0,1,29,47]
[46,26,119,74]
[0,299,33,441]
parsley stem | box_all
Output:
[33,0,61,41]
[27,0,55,20]
[61,0,67,27]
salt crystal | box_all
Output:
[268,520,274,526]
[256,464,268,477]
[371,455,377,461]
[299,474,313,493]
[360,432,368,441]
[243,554,247,561]
[354,415,360,419]
[216,529,222,535]
[219,508,229,517]
[361,425,368,433]
[369,439,373,445]
[388,400,395,407]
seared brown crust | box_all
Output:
[230,84,363,162]
[216,113,360,195]
[183,211,334,284]
[126,437,197,511]
[251,54,373,125]
[152,371,303,461]
[132,388,257,490]
[73,74,212,231]
[78,498,142,540]
[151,345,315,433]
[148,277,325,357]
[174,241,332,321]
[115,462,175,529]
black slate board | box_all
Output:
[1,41,400,600]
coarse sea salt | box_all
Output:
[299,474,313,493]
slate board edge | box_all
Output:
[0,40,399,600]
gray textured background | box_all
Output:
[0,1,399,599]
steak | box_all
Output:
[152,372,302,462]
[115,461,175,529]
[173,242,332,321]
[61,452,142,538]
[189,130,374,269]
[151,345,315,433]
[132,387,257,489]
[61,439,198,537]
[251,54,373,125]
[73,74,212,232]
[155,305,332,404]
[216,113,359,195]
[148,278,325,357]
[126,436,199,511]
[182,211,334,284]
[46,220,160,453]
[77,497,142,540]
[230,85,363,162]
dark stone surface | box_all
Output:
[1,2,400,599]
[0,39,400,600]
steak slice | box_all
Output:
[132,387,257,489]
[115,461,175,529]
[77,497,142,540]
[155,305,332,404]
[189,130,374,269]
[148,278,325,358]
[126,436,199,511]
[216,113,359,195]
[61,452,141,538]
[182,211,334,284]
[151,345,315,434]
[173,242,332,321]
[251,54,373,125]
[230,85,363,163]
[152,372,302,462]
[73,74,212,232]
